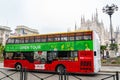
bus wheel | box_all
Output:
[56,65,65,74]
[15,63,22,71]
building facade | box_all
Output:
[15,25,39,35]
[0,26,11,45]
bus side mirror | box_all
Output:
[94,51,96,56]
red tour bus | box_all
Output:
[4,30,101,74]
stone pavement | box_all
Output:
[0,63,3,68]
[100,66,120,72]
[0,63,120,72]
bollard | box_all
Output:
[116,72,119,80]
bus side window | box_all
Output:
[54,34,61,42]
[72,51,78,61]
[75,32,84,40]
[14,38,20,44]
[41,36,47,42]
[25,37,29,43]
[61,36,67,41]
[68,36,75,41]
[20,38,24,43]
[61,34,67,41]
[68,33,75,41]
[7,38,15,44]
[5,52,13,59]
[29,37,35,43]
[76,36,83,40]
[84,32,92,40]
[48,35,54,42]
[35,36,41,42]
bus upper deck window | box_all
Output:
[84,35,92,40]
[76,36,83,40]
[48,35,54,42]
[29,37,35,43]
[41,38,46,42]
[75,32,84,40]
[35,36,41,42]
[48,38,54,42]
[54,37,60,41]
[61,36,67,41]
[7,38,15,44]
[54,34,60,41]
[41,36,47,42]
[20,38,24,43]
[25,37,29,43]
[14,38,20,44]
[67,33,75,41]
[69,36,74,41]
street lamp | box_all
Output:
[102,4,118,44]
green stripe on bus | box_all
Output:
[5,40,93,52]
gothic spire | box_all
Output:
[92,14,94,22]
[95,8,98,22]
[75,21,77,31]
[81,15,85,24]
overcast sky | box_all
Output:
[0,0,120,33]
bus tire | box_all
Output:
[15,63,22,71]
[56,65,65,74]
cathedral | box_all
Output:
[79,10,110,46]
[78,9,120,53]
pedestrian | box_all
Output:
[106,50,109,58]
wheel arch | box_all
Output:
[15,62,22,69]
[15,62,22,66]
[55,64,66,71]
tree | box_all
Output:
[100,45,107,59]
[0,44,4,57]
[109,43,118,52]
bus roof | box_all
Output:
[9,30,93,38]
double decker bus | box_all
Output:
[4,30,101,74]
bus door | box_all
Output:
[46,51,58,71]
[79,51,94,73]
[47,51,58,63]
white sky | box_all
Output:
[0,0,120,33]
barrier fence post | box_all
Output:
[59,73,63,80]
[20,68,23,80]
[23,68,27,80]
[20,68,28,80]
[116,72,119,80]
[64,69,69,80]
